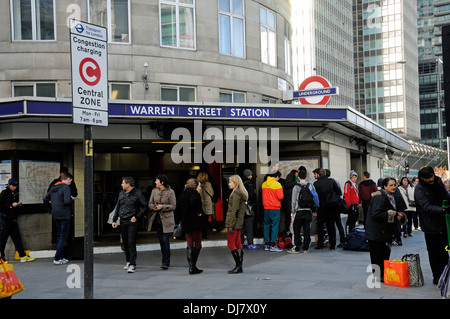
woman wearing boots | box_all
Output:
[225,175,248,274]
[177,178,204,274]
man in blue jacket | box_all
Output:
[43,173,74,265]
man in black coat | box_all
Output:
[0,178,35,262]
[313,168,342,250]
[414,166,450,284]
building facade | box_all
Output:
[291,0,355,106]
[353,0,420,140]
[0,0,415,255]
[417,0,447,149]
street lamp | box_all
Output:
[374,59,407,123]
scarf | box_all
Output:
[381,189,396,210]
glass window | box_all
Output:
[219,0,245,57]
[260,6,276,66]
[284,20,292,75]
[161,86,195,101]
[13,82,56,97]
[110,83,130,99]
[36,83,55,97]
[220,90,245,103]
[89,0,131,43]
[160,0,195,49]
[13,85,34,96]
[11,0,55,41]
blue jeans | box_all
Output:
[157,226,171,267]
[264,209,280,245]
[54,219,70,261]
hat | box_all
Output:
[243,169,253,177]
[350,170,358,178]
[8,178,18,186]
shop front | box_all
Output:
[0,98,410,255]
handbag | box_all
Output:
[402,253,424,287]
[173,224,184,239]
[384,259,410,287]
[0,259,25,298]
[244,201,254,216]
[332,193,348,214]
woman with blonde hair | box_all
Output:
[225,174,248,274]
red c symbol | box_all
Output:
[79,58,101,86]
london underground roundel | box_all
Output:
[298,76,335,105]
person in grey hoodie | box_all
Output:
[43,173,74,265]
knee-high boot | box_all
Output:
[228,249,243,274]
[187,247,202,275]
[192,246,203,274]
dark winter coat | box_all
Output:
[177,187,203,234]
[43,182,74,220]
[313,176,341,206]
[365,190,406,243]
[414,176,450,234]
[358,179,378,205]
[0,186,20,220]
[112,187,148,223]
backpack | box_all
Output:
[298,183,314,209]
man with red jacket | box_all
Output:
[344,170,360,235]
[358,171,378,227]
[262,171,284,252]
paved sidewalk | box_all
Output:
[6,228,446,301]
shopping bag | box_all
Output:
[402,253,424,287]
[384,259,410,287]
[0,259,25,298]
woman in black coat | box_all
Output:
[365,177,406,282]
[414,166,450,284]
[176,178,204,275]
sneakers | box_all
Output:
[264,245,270,251]
[124,262,137,272]
[247,244,260,250]
[53,258,69,265]
[269,246,283,252]
[287,247,300,254]
[20,256,35,262]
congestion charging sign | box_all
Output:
[70,20,108,126]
